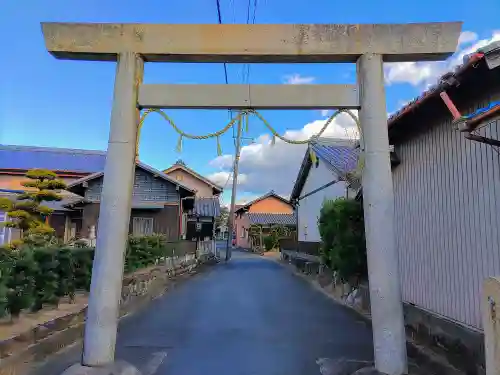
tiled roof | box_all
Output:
[311,140,359,176]
[193,197,221,217]
[0,145,106,173]
[68,161,195,194]
[0,189,86,212]
[290,138,359,201]
[386,41,500,130]
[45,192,86,211]
[163,163,223,192]
[247,213,296,226]
[235,191,291,213]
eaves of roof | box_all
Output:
[290,139,358,201]
[0,189,87,211]
[290,145,315,201]
[291,45,499,201]
[247,212,296,226]
[163,164,223,192]
[68,161,195,194]
[0,168,92,177]
[234,191,291,214]
[192,197,221,217]
[387,52,485,132]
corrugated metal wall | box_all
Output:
[393,107,500,329]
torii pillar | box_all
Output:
[41,22,461,375]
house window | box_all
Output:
[240,228,245,238]
[132,217,154,236]
[0,211,11,245]
[176,175,183,181]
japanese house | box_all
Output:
[67,161,196,241]
[289,138,358,256]
[234,191,295,249]
[0,145,199,246]
[163,160,223,249]
[0,145,107,245]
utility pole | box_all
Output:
[225,113,244,261]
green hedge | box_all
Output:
[263,235,275,251]
[0,235,186,318]
[318,198,367,283]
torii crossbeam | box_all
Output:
[41,22,461,375]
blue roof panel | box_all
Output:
[0,145,107,173]
[312,143,359,176]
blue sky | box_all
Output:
[1,0,499,203]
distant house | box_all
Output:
[0,188,87,244]
[0,145,106,189]
[162,160,222,247]
[163,159,223,197]
[0,145,197,246]
[234,191,295,249]
[68,161,196,242]
[289,138,359,256]
[0,145,107,245]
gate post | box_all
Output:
[483,277,500,375]
[82,52,143,367]
[357,53,407,375]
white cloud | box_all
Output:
[385,30,500,87]
[320,109,330,117]
[458,31,478,46]
[208,30,499,198]
[283,74,315,85]
[207,170,248,188]
[208,111,359,196]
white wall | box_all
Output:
[297,160,349,242]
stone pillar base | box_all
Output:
[61,361,141,375]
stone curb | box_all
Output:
[272,258,466,375]
[0,259,214,375]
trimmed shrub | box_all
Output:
[263,236,275,251]
[0,234,188,318]
[6,249,37,318]
[318,198,367,283]
[125,234,167,273]
[72,247,95,291]
[0,249,13,317]
[32,248,60,311]
[55,248,76,301]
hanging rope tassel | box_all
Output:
[176,134,183,153]
[271,134,276,146]
[309,148,318,165]
[216,135,222,156]
[245,112,249,133]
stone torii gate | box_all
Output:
[41,22,461,375]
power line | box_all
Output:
[241,0,258,85]
[245,0,251,23]
[215,0,229,85]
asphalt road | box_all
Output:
[31,250,374,375]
